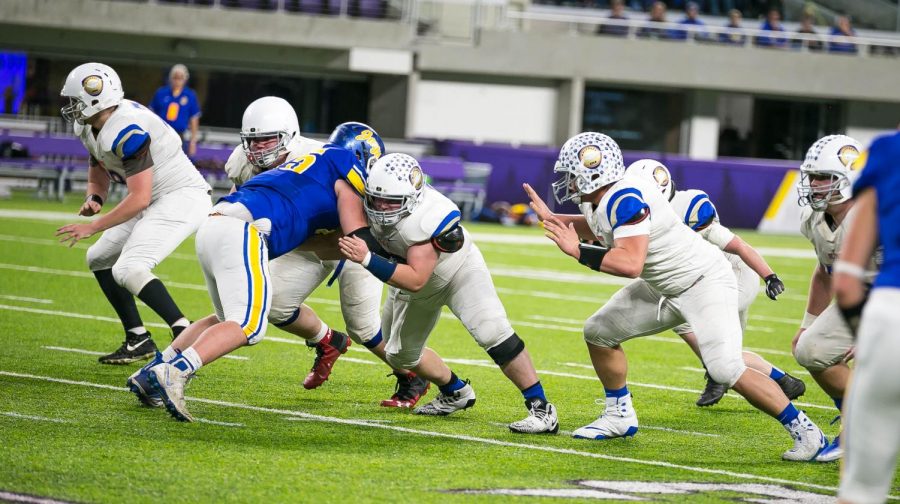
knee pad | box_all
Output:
[269,306,300,327]
[111,262,155,295]
[86,243,116,271]
[385,349,422,370]
[486,333,525,366]
[705,359,745,388]
[793,337,831,372]
[583,317,621,348]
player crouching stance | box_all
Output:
[525,132,826,460]
[338,153,558,434]
[131,143,370,421]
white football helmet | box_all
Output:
[552,132,625,204]
[364,153,425,226]
[625,159,675,201]
[60,62,124,124]
[797,134,863,211]
[240,96,300,169]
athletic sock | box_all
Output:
[521,381,547,403]
[308,323,330,346]
[769,366,786,380]
[439,371,466,395]
[777,403,801,426]
[161,346,178,362]
[136,279,185,327]
[94,269,144,331]
[169,347,202,374]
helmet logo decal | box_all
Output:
[652,166,670,188]
[837,145,860,169]
[82,75,104,96]
[354,129,382,159]
[578,145,602,169]
[409,166,424,190]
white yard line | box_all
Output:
[285,417,395,424]
[0,370,843,495]
[195,418,244,427]
[489,421,721,439]
[0,491,78,504]
[0,294,53,304]
[1,411,69,423]
[340,357,379,366]
[0,233,195,260]
[43,345,247,361]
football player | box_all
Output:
[524,132,826,460]
[792,134,880,462]
[56,63,212,365]
[131,135,374,422]
[225,98,428,406]
[625,160,804,407]
[835,130,900,504]
[338,153,559,434]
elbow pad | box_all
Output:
[431,225,465,253]
[578,243,609,271]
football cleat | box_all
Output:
[148,363,194,422]
[509,398,559,434]
[696,372,728,407]
[381,371,430,408]
[126,352,164,408]
[413,381,476,416]
[302,330,350,390]
[776,373,806,400]
[782,411,827,461]
[815,434,842,462]
[572,395,639,440]
[99,332,158,365]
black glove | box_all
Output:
[764,274,785,300]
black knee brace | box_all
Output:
[487,333,525,366]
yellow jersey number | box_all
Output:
[279,149,325,175]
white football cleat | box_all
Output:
[509,399,559,434]
[815,434,842,462]
[148,363,194,422]
[782,411,827,461]
[413,382,476,416]
[572,395,639,440]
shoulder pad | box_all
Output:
[683,191,718,230]
[102,115,151,160]
[418,189,462,239]
[431,224,465,253]
[604,185,649,230]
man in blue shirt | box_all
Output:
[671,2,707,41]
[149,64,201,156]
[755,8,787,48]
[834,130,900,504]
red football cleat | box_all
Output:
[381,371,431,408]
[302,330,350,390]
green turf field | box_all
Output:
[0,191,895,503]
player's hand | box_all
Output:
[791,328,804,353]
[56,222,97,248]
[338,235,370,263]
[523,183,552,222]
[78,199,102,217]
[543,217,580,258]
[764,273,785,300]
[842,346,856,364]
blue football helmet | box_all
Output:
[328,122,385,177]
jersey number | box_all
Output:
[279,149,325,175]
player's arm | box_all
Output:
[834,187,878,332]
[543,213,648,278]
[720,233,784,300]
[80,156,111,217]
[334,178,368,234]
[523,182,596,240]
[338,236,438,292]
[89,168,152,233]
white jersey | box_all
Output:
[800,206,879,280]
[371,186,469,289]
[670,189,741,268]
[585,176,725,296]
[75,99,209,201]
[224,136,325,187]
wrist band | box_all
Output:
[800,311,818,329]
[577,243,609,271]
[86,194,103,206]
[833,260,867,280]
[361,251,372,268]
[364,253,397,282]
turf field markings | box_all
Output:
[755,291,808,302]
[195,418,244,428]
[285,417,395,424]
[1,411,69,423]
[642,335,794,357]
[744,325,775,333]
[42,345,248,361]
[0,233,197,260]
[494,287,609,304]
[0,370,844,495]
[0,294,52,304]
[750,315,800,325]
[488,422,722,439]
[341,357,380,366]
[0,490,79,504]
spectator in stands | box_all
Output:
[672,2,707,41]
[718,9,746,45]
[597,0,630,37]
[637,2,676,39]
[150,64,201,157]
[828,15,858,54]
[754,8,787,48]
[793,14,823,52]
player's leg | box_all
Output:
[86,217,155,364]
[112,188,212,343]
[838,289,900,504]
[336,259,430,407]
[267,250,350,389]
[577,279,682,440]
[680,270,826,461]
[445,246,557,433]
[148,217,271,422]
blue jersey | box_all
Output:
[149,86,201,134]
[854,131,900,289]
[219,144,366,259]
